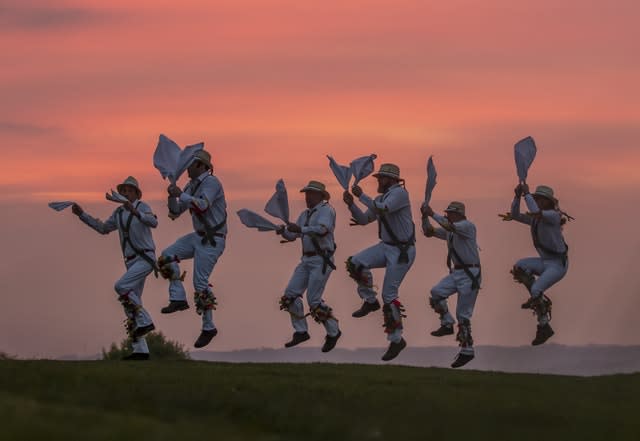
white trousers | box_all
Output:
[162,233,226,331]
[430,268,480,355]
[114,254,155,354]
[515,257,568,297]
[284,256,339,337]
[350,242,416,342]
[515,256,568,325]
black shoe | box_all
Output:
[321,331,342,353]
[430,324,454,337]
[133,323,155,339]
[521,297,535,309]
[532,323,554,346]
[122,352,150,361]
[194,329,218,348]
[451,353,474,368]
[352,300,381,318]
[284,332,310,348]
[161,300,189,314]
[381,338,407,361]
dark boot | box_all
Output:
[451,352,474,368]
[194,328,218,348]
[122,352,150,361]
[284,331,310,348]
[381,338,407,361]
[161,300,189,314]
[133,323,155,339]
[430,324,454,337]
[352,300,381,318]
[532,323,554,346]
[321,331,342,353]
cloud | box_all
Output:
[0,2,122,31]
[0,121,61,136]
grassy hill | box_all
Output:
[1,360,638,440]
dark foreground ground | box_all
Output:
[1,360,638,440]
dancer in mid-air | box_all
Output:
[509,183,570,345]
[422,201,481,368]
[72,176,157,360]
[158,150,228,348]
[343,163,416,361]
[277,180,341,352]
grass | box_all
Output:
[0,360,638,440]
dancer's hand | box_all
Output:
[343,191,354,206]
[72,203,83,216]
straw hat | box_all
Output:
[117,176,142,198]
[372,163,401,180]
[445,201,466,216]
[193,150,212,169]
[300,180,330,200]
[533,185,557,202]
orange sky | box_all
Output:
[1,0,639,357]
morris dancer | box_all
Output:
[509,184,570,345]
[158,150,227,348]
[343,163,416,361]
[422,201,481,368]
[72,176,157,360]
[277,181,341,352]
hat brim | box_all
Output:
[300,187,330,200]
[372,172,400,179]
[533,192,557,203]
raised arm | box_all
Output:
[510,186,532,225]
[524,194,561,225]
[75,205,118,235]
[168,184,189,218]
[343,190,376,226]
[420,204,447,240]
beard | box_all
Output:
[377,182,391,193]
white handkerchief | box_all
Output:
[327,155,352,190]
[153,134,204,184]
[48,201,75,211]
[351,154,377,185]
[515,136,537,183]
[264,179,290,224]
[106,190,128,203]
[424,155,437,204]
[237,209,279,231]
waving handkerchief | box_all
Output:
[105,190,128,203]
[264,179,290,224]
[350,154,377,185]
[424,155,437,205]
[514,136,537,184]
[327,155,352,190]
[237,209,279,232]
[48,201,75,212]
[153,134,204,184]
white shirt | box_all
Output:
[349,184,415,243]
[282,201,336,254]
[80,200,157,256]
[168,172,228,235]
[511,194,567,258]
[429,214,480,266]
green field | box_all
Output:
[0,360,638,440]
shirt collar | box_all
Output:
[196,171,210,182]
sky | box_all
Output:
[1,0,639,357]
